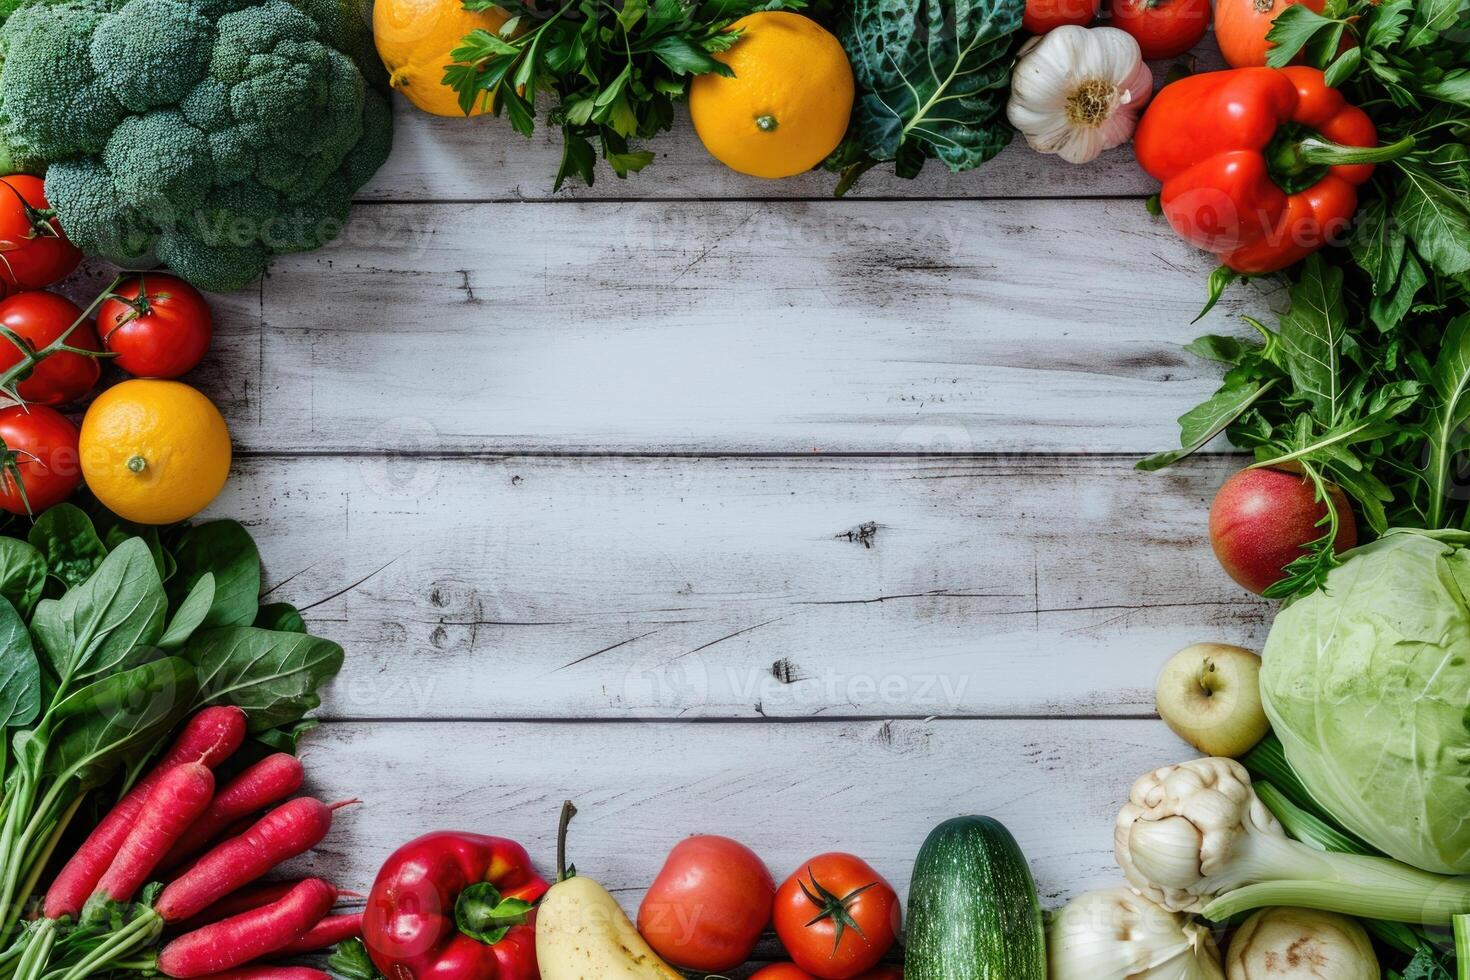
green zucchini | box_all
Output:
[904,815,1045,980]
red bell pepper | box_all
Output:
[1134,66,1413,274]
[362,832,549,980]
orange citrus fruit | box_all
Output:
[80,380,231,525]
[688,12,855,179]
[374,0,511,117]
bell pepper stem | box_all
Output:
[556,799,577,882]
[1276,134,1416,174]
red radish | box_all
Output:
[1209,466,1358,595]
[174,880,346,930]
[162,754,305,870]
[190,971,329,980]
[89,763,214,907]
[156,798,356,923]
[270,911,363,954]
[45,706,247,920]
[158,878,335,978]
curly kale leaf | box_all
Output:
[832,0,1024,193]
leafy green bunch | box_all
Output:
[1143,0,1470,599]
[445,0,806,189]
[0,503,342,945]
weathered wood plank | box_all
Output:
[212,198,1275,454]
[362,113,1158,202]
[208,453,1270,720]
[288,718,1188,912]
[357,43,1226,203]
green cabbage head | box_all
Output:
[1262,528,1470,874]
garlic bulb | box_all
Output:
[1049,887,1225,980]
[1006,25,1153,164]
[1227,908,1377,980]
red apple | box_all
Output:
[1208,466,1357,595]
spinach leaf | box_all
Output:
[837,0,1023,189]
[0,596,39,730]
[168,521,260,629]
[31,539,168,687]
[253,717,318,753]
[0,537,46,619]
[159,573,215,651]
[254,602,306,634]
[42,657,198,792]
[28,505,106,590]
[101,520,168,581]
[185,627,343,733]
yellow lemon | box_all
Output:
[689,12,855,179]
[80,380,231,526]
[374,0,511,117]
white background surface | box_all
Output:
[192,40,1276,965]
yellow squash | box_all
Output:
[536,803,682,980]
[535,875,683,980]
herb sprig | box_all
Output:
[1144,0,1470,600]
[445,0,805,189]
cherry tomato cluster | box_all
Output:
[638,836,902,979]
[0,175,215,517]
[1024,0,1211,59]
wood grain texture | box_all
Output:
[201,198,1278,455]
[357,42,1226,203]
[286,718,1190,910]
[209,453,1270,720]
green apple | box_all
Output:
[1155,642,1269,757]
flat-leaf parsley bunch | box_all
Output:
[446,0,807,189]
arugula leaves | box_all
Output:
[828,0,1025,194]
[445,0,806,189]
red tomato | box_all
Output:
[751,966,902,980]
[1214,0,1327,67]
[0,291,101,405]
[0,404,81,514]
[97,273,213,379]
[1024,0,1100,33]
[1209,466,1357,595]
[1110,0,1211,58]
[0,176,80,295]
[774,855,900,980]
[637,835,774,972]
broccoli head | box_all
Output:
[0,0,391,291]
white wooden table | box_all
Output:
[193,51,1277,960]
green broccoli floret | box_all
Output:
[0,1,123,169]
[0,0,391,291]
[90,0,214,110]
